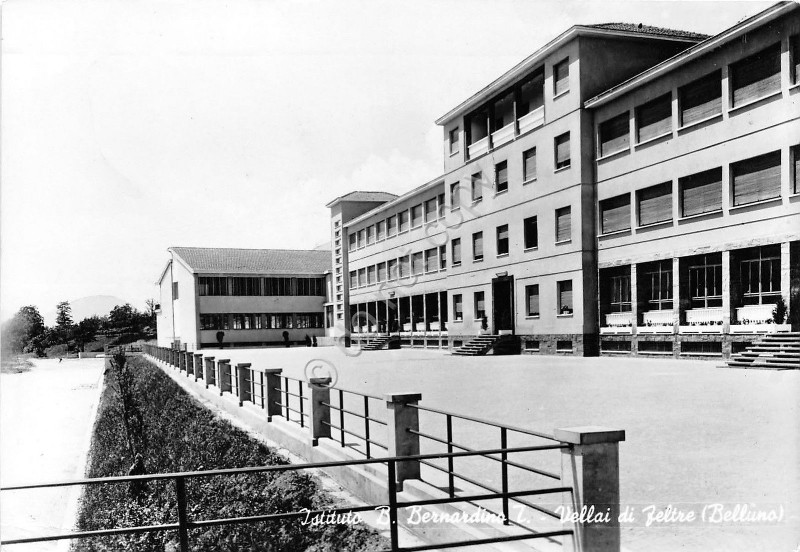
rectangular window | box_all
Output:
[449,127,459,155]
[793,36,800,84]
[232,314,244,330]
[411,205,423,228]
[599,194,631,234]
[645,260,673,311]
[357,268,366,287]
[453,294,463,321]
[472,232,484,262]
[264,277,293,296]
[599,112,630,157]
[557,280,573,314]
[679,71,721,126]
[439,245,447,270]
[198,276,228,296]
[349,271,357,290]
[518,69,544,116]
[387,259,398,281]
[610,274,632,312]
[364,225,373,245]
[471,172,483,201]
[232,277,260,296]
[680,168,722,217]
[424,248,438,272]
[555,133,570,170]
[172,282,179,300]
[450,182,460,209]
[637,182,673,226]
[523,148,537,182]
[452,238,462,266]
[636,94,672,143]
[367,265,376,285]
[474,291,486,320]
[438,193,446,218]
[689,254,722,308]
[387,215,397,236]
[376,220,386,241]
[555,206,571,243]
[348,233,357,252]
[254,314,263,329]
[200,314,227,330]
[740,246,781,305]
[731,150,781,206]
[412,252,424,275]
[524,216,538,249]
[425,198,437,222]
[377,262,387,282]
[730,43,781,107]
[496,224,509,256]
[399,256,410,278]
[525,284,540,317]
[296,278,324,296]
[357,229,366,248]
[495,161,508,193]
[398,211,409,232]
[554,58,569,96]
[794,145,800,195]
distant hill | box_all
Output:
[44,295,129,325]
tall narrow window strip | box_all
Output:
[411,205,423,228]
[412,252,424,275]
[495,161,508,193]
[793,145,800,195]
[730,43,781,107]
[452,238,462,265]
[366,226,374,245]
[425,198,437,222]
[555,133,570,170]
[376,220,386,241]
[438,193,446,218]
[556,206,571,243]
[600,194,631,234]
[599,112,630,156]
[471,173,483,201]
[453,294,463,321]
[523,148,537,182]
[636,94,672,142]
[450,183,460,209]
[387,215,397,236]
[449,127,459,154]
[680,168,722,217]
[473,232,484,261]
[496,224,509,256]
[525,285,540,317]
[524,216,538,249]
[557,280,573,314]
[638,182,673,226]
[731,150,781,206]
[554,58,569,96]
[680,71,722,126]
[398,211,409,232]
[424,248,438,272]
[474,291,486,320]
[439,245,447,269]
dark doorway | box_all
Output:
[492,276,514,334]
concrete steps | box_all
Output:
[452,335,502,356]
[361,335,391,351]
[725,332,800,370]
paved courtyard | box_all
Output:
[197,345,799,552]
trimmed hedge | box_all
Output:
[74,356,386,551]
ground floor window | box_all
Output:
[453,294,463,321]
[474,291,485,320]
[644,261,673,310]
[740,247,780,305]
[557,280,573,315]
[296,313,324,329]
[525,284,539,316]
[610,274,631,312]
[689,254,722,308]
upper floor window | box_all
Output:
[398,210,409,232]
[679,167,722,218]
[357,228,366,248]
[265,277,293,296]
[387,259,398,281]
[599,194,631,234]
[198,276,228,296]
[349,271,357,289]
[452,238,462,266]
[636,94,672,143]
[450,182,460,209]
[730,43,781,108]
[424,248,438,272]
[553,58,569,96]
[357,268,366,287]
[439,245,447,269]
[555,133,570,170]
[496,224,509,256]
[411,205,423,228]
[792,35,800,84]
[471,172,483,202]
[555,206,571,243]
[637,182,673,227]
[366,225,375,245]
[425,198,437,222]
[449,127,459,155]
[348,233,357,252]
[387,215,398,236]
[472,231,484,262]
[524,216,538,249]
[412,252,424,275]
[367,265,376,285]
[679,71,721,127]
[376,220,386,241]
[792,144,800,195]
[519,69,544,116]
[376,262,387,282]
[731,150,781,206]
[523,148,537,182]
[599,112,629,157]
[232,277,261,296]
[495,161,508,194]
[525,284,540,317]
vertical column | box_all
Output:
[630,263,638,341]
[554,426,626,552]
[236,363,251,406]
[722,250,731,334]
[437,292,442,340]
[672,257,681,358]
[780,242,790,323]
[203,357,215,389]
[385,392,422,490]
[308,378,332,446]
[193,354,202,382]
[264,369,283,421]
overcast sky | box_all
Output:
[0,0,773,322]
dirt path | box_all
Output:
[0,358,105,550]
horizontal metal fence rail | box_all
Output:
[0,447,573,552]
[273,375,308,428]
[321,386,388,458]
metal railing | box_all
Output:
[320,386,388,458]
[274,375,308,428]
[0,447,573,552]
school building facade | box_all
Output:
[325,2,800,359]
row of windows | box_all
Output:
[348,193,446,253]
[451,280,573,321]
[197,277,324,297]
[349,245,448,289]
[199,312,324,330]
[598,38,800,157]
[599,146,798,235]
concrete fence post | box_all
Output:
[203,357,215,389]
[554,426,625,552]
[217,360,231,396]
[385,392,422,490]
[172,349,179,368]
[193,354,202,382]
[308,378,332,445]
[237,363,251,406]
[184,352,192,377]
[263,369,283,421]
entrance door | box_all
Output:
[492,277,514,334]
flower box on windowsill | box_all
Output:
[601,312,634,334]
[679,325,723,334]
[735,304,775,325]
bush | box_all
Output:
[74,356,386,551]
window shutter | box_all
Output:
[556,207,571,242]
[523,148,537,181]
[555,134,570,167]
[732,150,781,206]
[638,182,672,226]
[599,112,630,156]
[680,168,722,217]
[731,44,781,107]
[637,94,672,142]
[794,146,800,194]
[554,59,569,95]
[452,239,461,263]
[600,194,630,234]
[474,233,483,258]
[680,72,721,126]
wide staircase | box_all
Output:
[725,332,800,370]
[360,335,392,351]
[452,335,518,356]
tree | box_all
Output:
[1,305,46,355]
[55,301,73,329]
[74,316,103,352]
[108,304,137,333]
